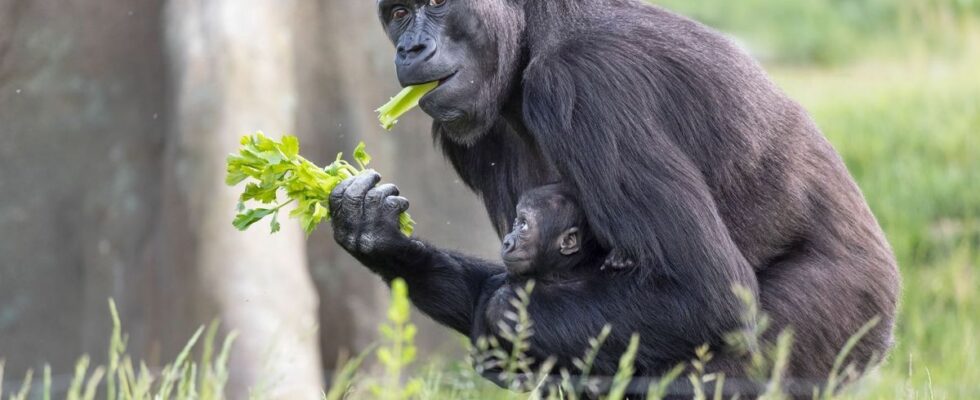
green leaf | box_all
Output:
[376,81,439,130]
[280,135,300,159]
[377,348,392,365]
[353,141,371,169]
[242,183,278,204]
[302,202,329,234]
[225,169,249,186]
[269,210,281,233]
[232,208,275,231]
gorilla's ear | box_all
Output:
[558,227,580,256]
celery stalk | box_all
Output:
[376,81,439,130]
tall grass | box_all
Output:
[0,300,236,400]
[371,279,424,400]
[0,270,961,399]
[317,279,881,399]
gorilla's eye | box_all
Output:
[429,0,446,6]
[391,7,409,21]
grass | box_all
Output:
[0,300,237,400]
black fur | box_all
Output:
[331,0,901,396]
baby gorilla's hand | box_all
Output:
[602,248,635,270]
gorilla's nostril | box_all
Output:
[396,41,430,64]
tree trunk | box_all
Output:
[0,0,172,376]
[161,1,323,398]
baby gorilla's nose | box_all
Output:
[502,236,516,253]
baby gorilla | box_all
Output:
[478,184,624,393]
[500,184,604,276]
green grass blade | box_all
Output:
[68,356,90,400]
[608,334,641,400]
[43,364,51,400]
[14,369,33,400]
[83,367,106,400]
[159,326,205,399]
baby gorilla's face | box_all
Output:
[500,199,583,276]
[501,206,541,275]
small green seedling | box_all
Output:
[226,133,415,236]
[376,82,439,130]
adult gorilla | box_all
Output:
[329,0,900,391]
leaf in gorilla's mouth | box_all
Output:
[376,81,440,130]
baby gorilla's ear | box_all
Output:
[558,227,580,256]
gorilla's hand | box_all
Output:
[602,248,636,270]
[329,171,412,257]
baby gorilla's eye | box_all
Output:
[430,0,446,6]
[391,7,409,21]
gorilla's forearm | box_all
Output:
[356,239,506,335]
[326,172,508,335]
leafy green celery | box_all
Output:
[376,82,439,130]
[226,133,415,236]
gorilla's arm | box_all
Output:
[521,44,759,341]
[373,243,506,334]
[329,172,505,334]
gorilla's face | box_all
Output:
[378,0,525,144]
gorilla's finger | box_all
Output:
[329,176,356,214]
[384,196,410,214]
[344,170,381,203]
[366,183,400,208]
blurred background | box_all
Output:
[0,0,977,398]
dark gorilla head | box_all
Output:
[501,184,602,276]
[377,0,525,144]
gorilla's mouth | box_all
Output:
[418,70,457,102]
[437,70,458,85]
[502,255,530,264]
[420,70,466,123]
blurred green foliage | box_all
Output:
[657,0,980,64]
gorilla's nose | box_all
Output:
[396,36,435,66]
[502,236,516,253]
